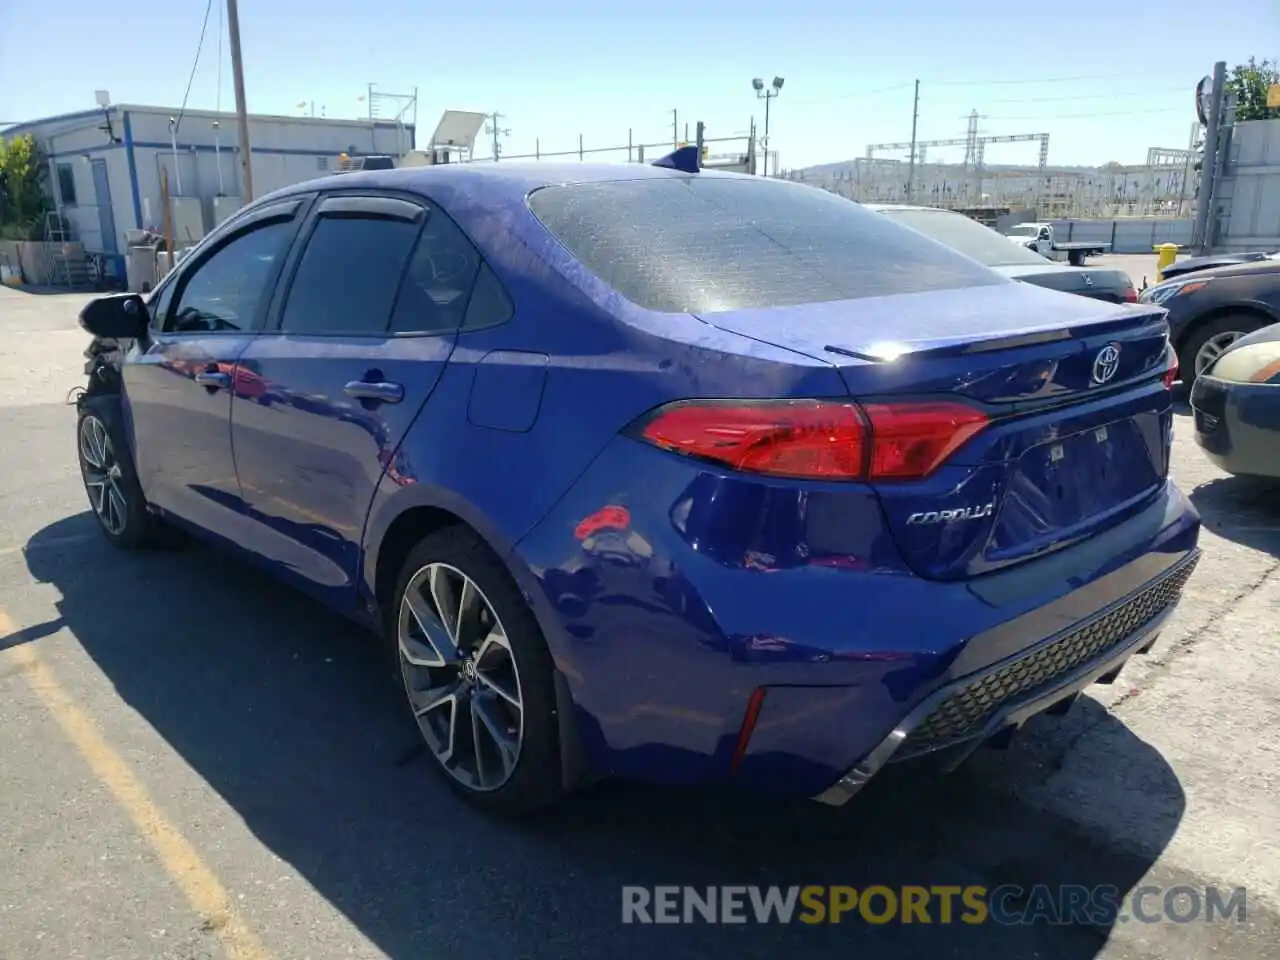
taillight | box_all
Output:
[861,402,990,478]
[1163,346,1179,388]
[635,398,988,481]
[1124,286,1138,303]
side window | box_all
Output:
[389,212,482,334]
[57,164,78,206]
[165,220,293,333]
[461,262,514,332]
[280,215,421,335]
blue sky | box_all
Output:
[2,0,1277,169]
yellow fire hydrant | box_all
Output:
[1153,243,1179,283]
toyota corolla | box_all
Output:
[74,153,1200,816]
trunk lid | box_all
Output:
[697,281,1174,580]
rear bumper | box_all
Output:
[1190,374,1280,478]
[812,549,1199,806]
[515,426,1201,797]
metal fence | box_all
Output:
[1047,217,1194,254]
[458,131,754,167]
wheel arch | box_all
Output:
[1173,302,1279,352]
[364,485,528,621]
[362,485,593,790]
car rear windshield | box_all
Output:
[526,178,1001,314]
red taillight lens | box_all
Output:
[639,399,869,480]
[1124,286,1138,303]
[862,402,990,479]
[636,398,988,481]
[1163,346,1179,388]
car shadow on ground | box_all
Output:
[1189,476,1280,557]
[19,512,1185,960]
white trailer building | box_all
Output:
[2,103,414,276]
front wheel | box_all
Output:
[391,526,565,816]
[76,394,159,548]
[1179,314,1268,388]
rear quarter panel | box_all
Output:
[359,179,845,611]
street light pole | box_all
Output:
[752,76,784,177]
[763,94,771,177]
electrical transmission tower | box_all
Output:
[962,110,987,170]
[485,112,511,161]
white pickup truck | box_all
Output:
[1003,222,1110,266]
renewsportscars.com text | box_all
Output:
[621,884,1248,926]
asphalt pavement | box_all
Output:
[0,276,1276,960]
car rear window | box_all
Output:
[526,177,1000,314]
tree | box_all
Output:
[1226,57,1280,123]
[0,134,51,240]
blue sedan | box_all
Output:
[74,155,1201,816]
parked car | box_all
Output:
[74,160,1200,817]
[1139,257,1280,388]
[1159,250,1279,282]
[1002,221,1110,266]
[1190,322,1280,479]
[868,204,1137,303]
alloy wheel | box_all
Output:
[1195,331,1246,376]
[398,562,524,791]
[79,415,128,536]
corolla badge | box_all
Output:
[1092,343,1121,385]
[906,503,995,526]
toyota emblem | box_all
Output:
[1092,343,1121,384]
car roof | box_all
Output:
[862,202,946,213]
[262,161,750,208]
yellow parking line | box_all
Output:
[0,609,273,960]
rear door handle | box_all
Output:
[344,380,404,404]
[194,371,232,390]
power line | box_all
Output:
[950,87,1187,105]
[174,0,215,134]
[781,81,1184,110]
[983,106,1187,121]
[928,70,1155,86]
[786,82,915,107]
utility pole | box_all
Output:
[485,112,510,161]
[672,109,678,149]
[906,79,920,203]
[225,0,254,201]
[1193,61,1228,253]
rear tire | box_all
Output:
[1179,313,1268,388]
[390,526,565,817]
[75,394,162,549]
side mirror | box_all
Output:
[78,293,149,339]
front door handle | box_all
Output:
[194,370,232,390]
[344,380,404,404]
